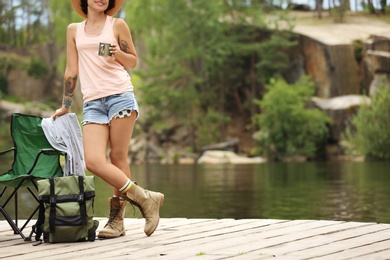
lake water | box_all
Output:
[1,161,390,223]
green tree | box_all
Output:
[344,84,390,160]
[125,0,239,149]
[125,0,294,150]
[253,77,330,160]
[27,56,48,79]
[49,0,81,46]
[0,0,49,46]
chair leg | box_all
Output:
[0,187,20,235]
[14,191,18,234]
[21,187,40,231]
[0,207,25,239]
[17,183,40,241]
[0,178,35,240]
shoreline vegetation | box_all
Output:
[1,9,390,164]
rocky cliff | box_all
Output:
[290,13,390,159]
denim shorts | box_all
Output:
[82,91,139,125]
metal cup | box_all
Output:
[98,42,112,56]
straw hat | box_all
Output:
[70,0,124,19]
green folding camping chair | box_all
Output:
[0,113,65,240]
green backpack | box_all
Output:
[32,176,99,243]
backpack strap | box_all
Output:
[49,178,56,232]
[77,176,88,226]
[29,201,45,244]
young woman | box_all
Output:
[53,0,164,238]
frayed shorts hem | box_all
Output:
[81,91,139,126]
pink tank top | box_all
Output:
[76,16,133,103]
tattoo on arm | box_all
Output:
[63,76,77,108]
[120,40,131,54]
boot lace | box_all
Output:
[105,206,122,228]
[128,190,158,219]
[123,182,159,219]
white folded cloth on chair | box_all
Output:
[42,113,85,176]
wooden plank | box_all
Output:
[231,223,384,259]
[142,222,320,257]
[357,248,390,259]
[315,239,390,260]
[11,218,219,260]
[248,221,376,256]
[132,220,386,259]
[149,220,342,258]
[94,220,326,259]
[1,219,390,260]
[55,219,287,260]
[36,219,281,260]
[284,225,390,259]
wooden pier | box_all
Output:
[1,218,390,259]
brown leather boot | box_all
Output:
[97,197,126,238]
[123,183,164,236]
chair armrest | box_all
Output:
[40,148,66,156]
[0,147,15,156]
[25,149,67,176]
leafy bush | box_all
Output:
[27,57,48,79]
[0,54,29,95]
[253,77,330,160]
[0,54,30,72]
[343,84,390,160]
[196,108,231,149]
[0,73,7,95]
[0,119,12,154]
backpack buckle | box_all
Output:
[77,194,84,203]
[49,197,56,206]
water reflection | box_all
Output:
[1,161,390,223]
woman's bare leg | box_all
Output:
[83,123,129,189]
[109,112,136,197]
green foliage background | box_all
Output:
[3,0,386,160]
[124,0,295,149]
[253,77,330,160]
[344,84,390,160]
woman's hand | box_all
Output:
[52,107,70,120]
[110,44,118,56]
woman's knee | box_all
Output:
[84,156,104,173]
[109,150,128,166]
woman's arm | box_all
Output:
[53,23,79,119]
[112,18,137,69]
